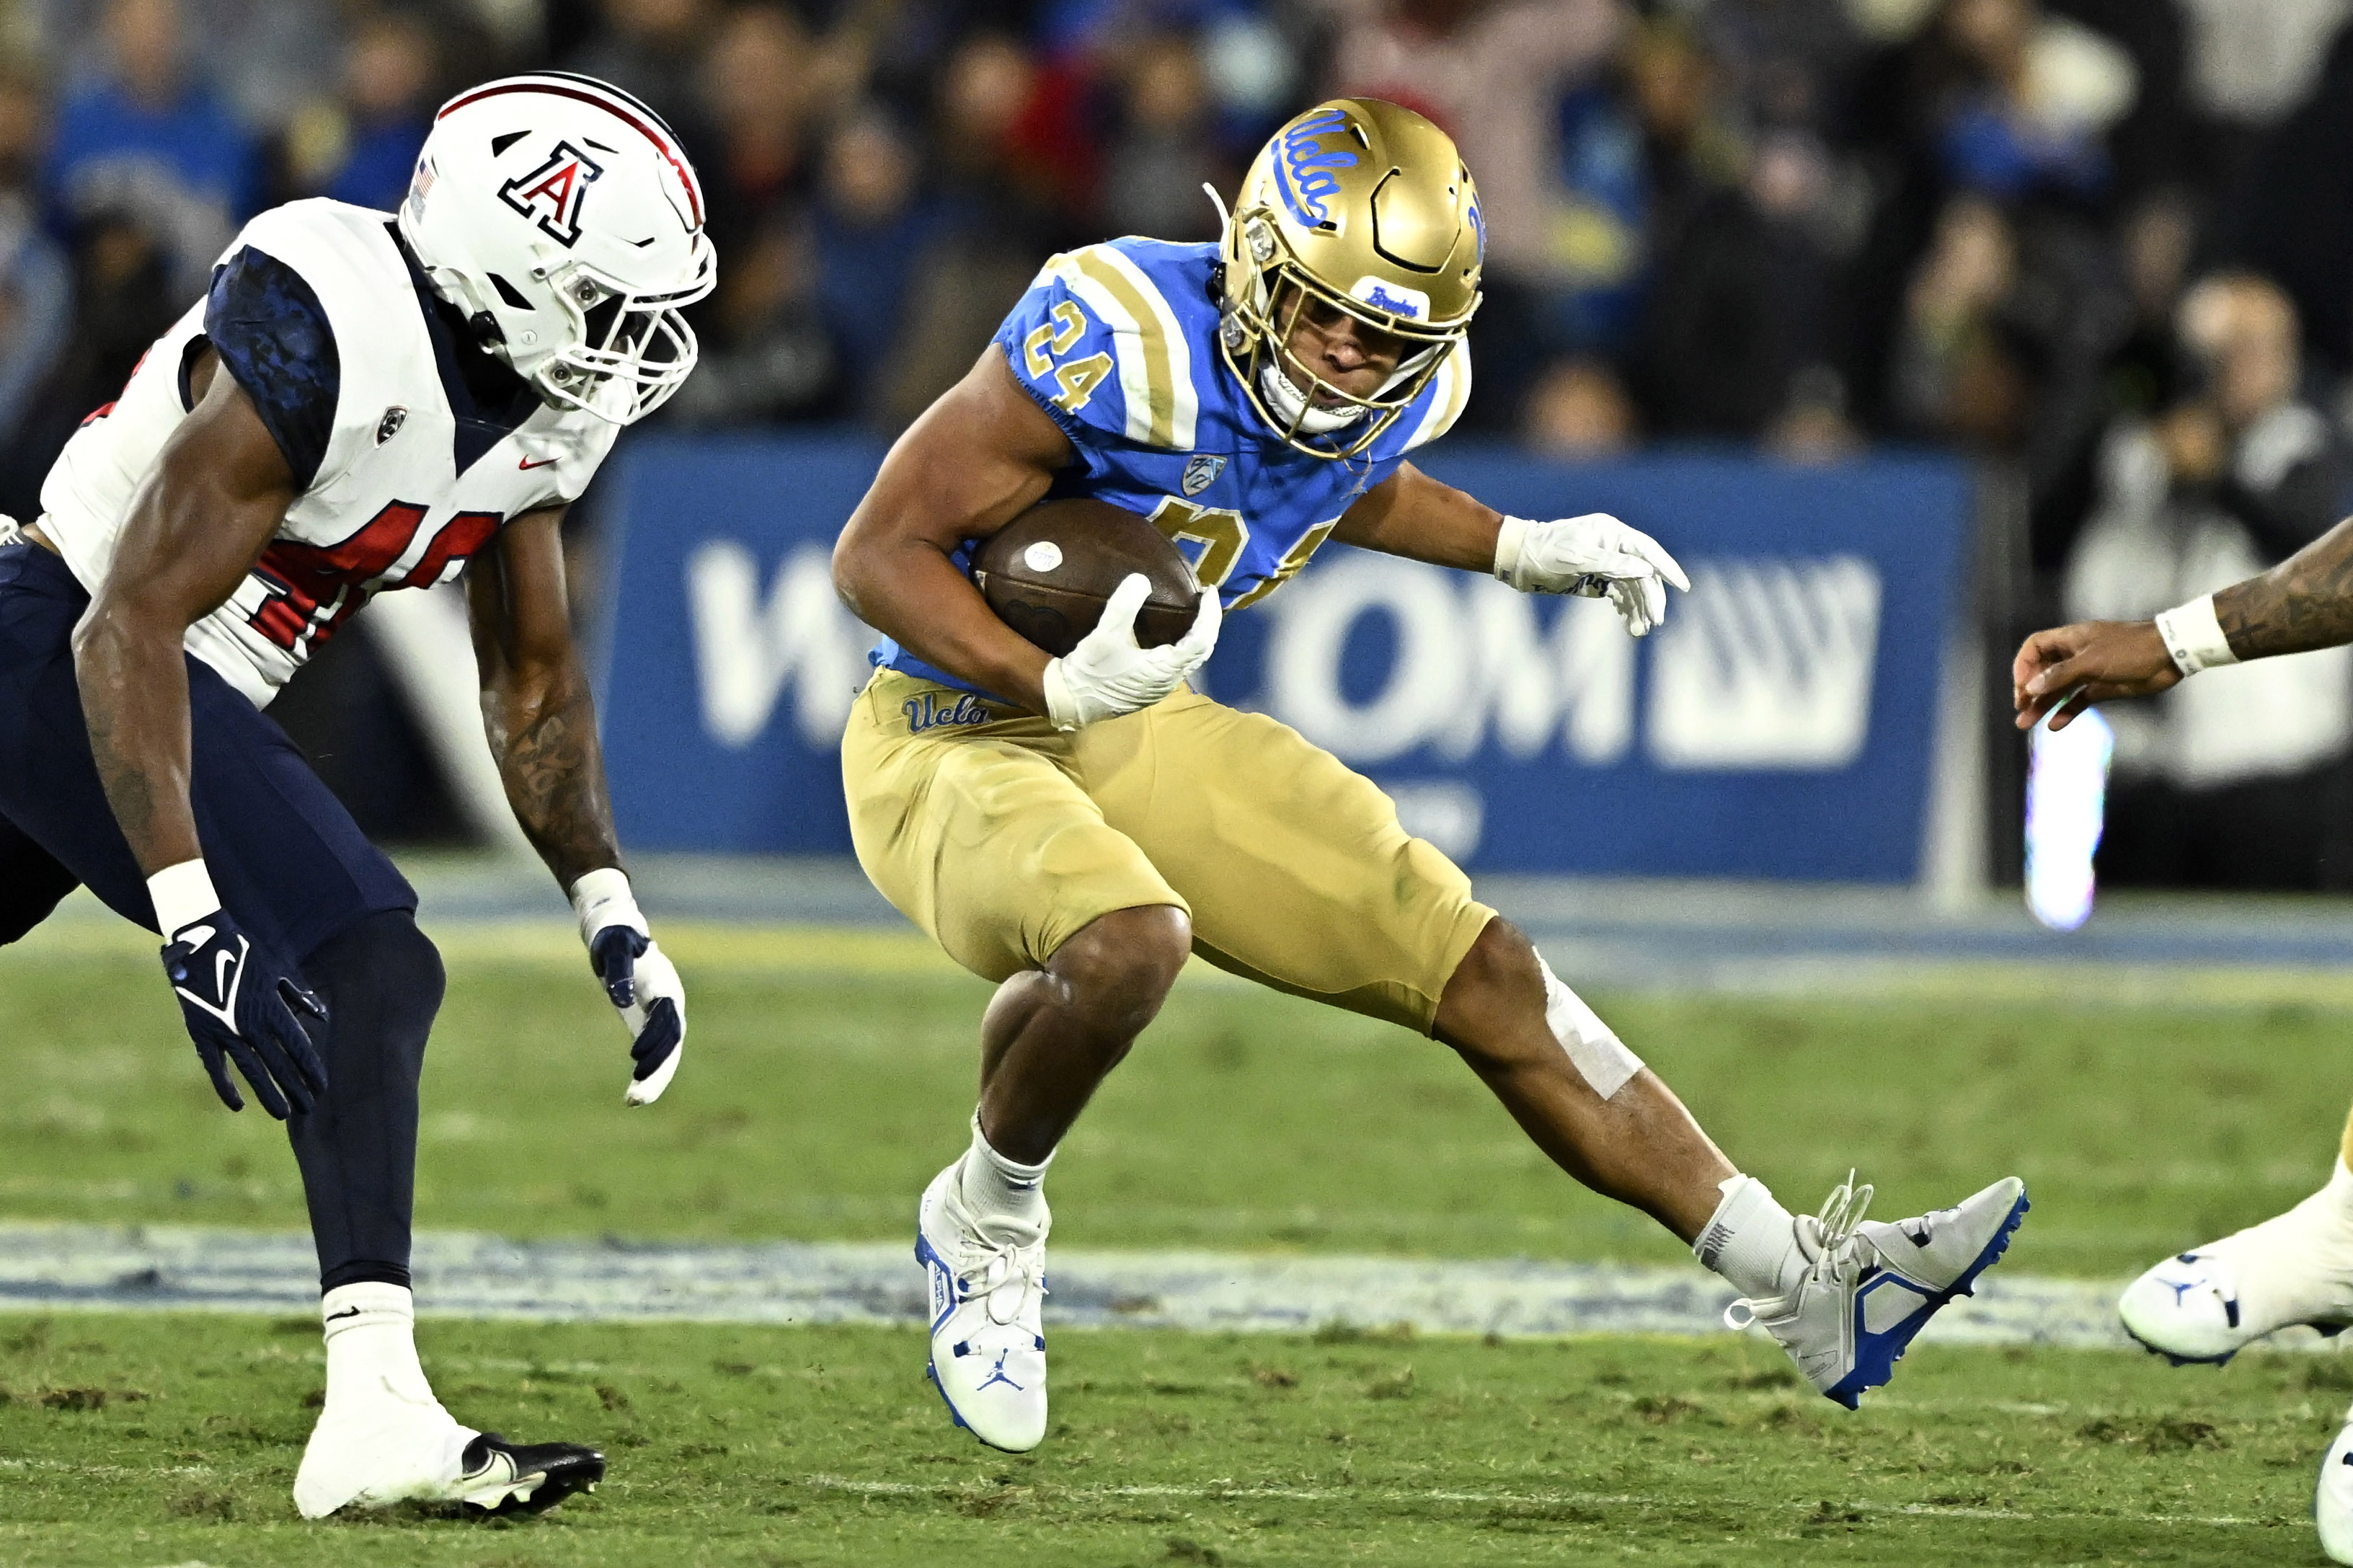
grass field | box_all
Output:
[7,916,2353,1562]
[2,1313,2345,1566]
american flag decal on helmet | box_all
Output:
[497,141,606,247]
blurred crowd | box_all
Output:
[8,0,2353,879]
[7,0,2353,524]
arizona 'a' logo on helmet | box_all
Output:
[497,141,606,247]
[1218,99,1483,460]
[399,71,716,425]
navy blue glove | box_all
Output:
[572,868,687,1106]
[588,923,685,1101]
[160,910,329,1119]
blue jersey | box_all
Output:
[871,237,1472,693]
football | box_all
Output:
[972,497,1200,657]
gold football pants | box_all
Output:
[842,670,1497,1035]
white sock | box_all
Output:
[957,1114,1052,1232]
[1692,1175,1804,1300]
[319,1282,445,1416]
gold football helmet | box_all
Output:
[1218,98,1484,459]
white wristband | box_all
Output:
[2154,595,2238,676]
[568,866,644,942]
[149,858,221,937]
[1041,658,1080,731]
[1492,515,1532,586]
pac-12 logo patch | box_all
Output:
[1182,454,1226,496]
[376,406,407,445]
[498,141,606,247]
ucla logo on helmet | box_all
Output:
[1276,107,1358,228]
[497,141,606,247]
[1350,276,1430,322]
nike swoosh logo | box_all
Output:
[518,456,559,471]
[324,1306,361,1321]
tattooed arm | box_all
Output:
[2212,515,2353,657]
[73,350,295,876]
[2013,514,2353,731]
[466,505,622,888]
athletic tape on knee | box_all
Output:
[1537,954,1643,1100]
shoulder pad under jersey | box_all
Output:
[208,200,420,495]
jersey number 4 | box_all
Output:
[247,500,501,654]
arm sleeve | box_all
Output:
[205,245,340,490]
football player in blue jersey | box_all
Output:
[834,98,2030,1453]
[0,75,707,1517]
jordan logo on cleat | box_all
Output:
[976,1350,1023,1393]
[2166,1279,2195,1305]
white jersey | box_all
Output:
[40,198,620,708]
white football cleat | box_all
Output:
[1727,1171,2029,1409]
[2118,1183,2353,1365]
[295,1388,603,1518]
[2318,1404,2353,1564]
[916,1161,1049,1452]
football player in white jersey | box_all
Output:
[0,73,710,1518]
[2019,541,2353,1564]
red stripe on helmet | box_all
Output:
[438,78,704,228]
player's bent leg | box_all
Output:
[846,673,1196,1453]
[919,904,1191,1453]
[975,903,1192,1161]
[0,811,79,945]
[288,912,603,1518]
[1433,918,2029,1409]
[2119,1130,2353,1365]
[1433,918,1732,1236]
[289,911,441,1290]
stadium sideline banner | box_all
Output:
[599,435,1972,882]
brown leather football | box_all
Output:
[972,497,1200,657]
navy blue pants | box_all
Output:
[0,540,413,952]
[0,539,428,1290]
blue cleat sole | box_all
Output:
[1825,1188,2031,1409]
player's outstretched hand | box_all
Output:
[1494,513,1692,637]
[2013,619,2180,731]
[1042,575,1222,730]
[571,869,686,1106]
[160,910,329,1119]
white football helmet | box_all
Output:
[398,71,715,423]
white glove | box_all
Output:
[1042,573,1222,730]
[570,868,686,1106]
[1494,513,1691,637]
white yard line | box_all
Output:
[800,1474,2279,1528]
[0,1220,2251,1353]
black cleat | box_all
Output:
[456,1432,606,1516]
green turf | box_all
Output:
[0,1310,2343,1567]
[11,921,2353,1562]
[4,925,2349,1275]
